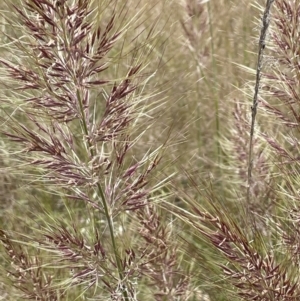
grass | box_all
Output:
[0,0,299,300]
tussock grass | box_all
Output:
[1,0,300,300]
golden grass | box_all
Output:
[1,0,298,300]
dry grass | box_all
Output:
[1,0,300,300]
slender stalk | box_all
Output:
[76,89,129,300]
[247,0,275,207]
[207,1,220,164]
